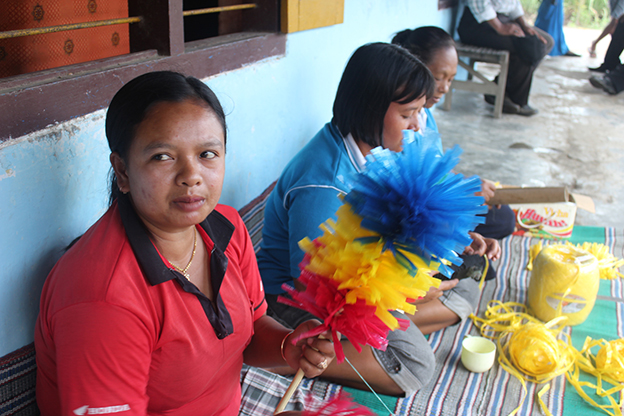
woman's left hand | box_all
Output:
[283,320,336,378]
[476,179,497,203]
[520,24,547,43]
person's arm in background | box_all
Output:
[476,178,497,203]
[594,0,624,53]
[590,18,619,56]
[515,15,548,43]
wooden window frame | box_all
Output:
[0,0,284,142]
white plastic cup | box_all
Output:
[461,336,496,373]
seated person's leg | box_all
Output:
[532,26,555,58]
[266,296,435,396]
[409,278,480,335]
[457,6,515,52]
[474,205,516,240]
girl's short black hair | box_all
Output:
[332,42,434,148]
[105,71,226,205]
[391,26,456,66]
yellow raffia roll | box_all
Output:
[299,204,441,330]
[580,338,624,384]
[528,244,600,326]
[595,340,624,382]
[507,323,573,380]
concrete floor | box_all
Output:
[434,28,624,229]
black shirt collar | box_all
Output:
[117,194,235,339]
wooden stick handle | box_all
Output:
[274,368,305,415]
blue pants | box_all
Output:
[474,205,516,240]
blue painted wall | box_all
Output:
[0,0,454,356]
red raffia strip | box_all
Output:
[279,265,409,363]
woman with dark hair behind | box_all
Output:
[392,26,516,241]
[34,71,335,416]
[258,43,500,396]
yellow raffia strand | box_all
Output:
[526,240,543,271]
[527,241,624,280]
[299,204,441,330]
[567,242,624,280]
[537,385,554,416]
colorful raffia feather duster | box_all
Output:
[281,130,487,362]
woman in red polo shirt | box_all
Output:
[34,71,335,416]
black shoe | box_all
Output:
[589,75,617,94]
[435,254,497,282]
[564,50,581,57]
[484,94,521,114]
[589,64,610,73]
[516,105,539,116]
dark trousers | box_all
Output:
[474,204,516,240]
[457,7,552,106]
[602,20,624,71]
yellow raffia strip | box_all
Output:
[566,337,624,416]
[478,255,489,290]
[537,384,553,416]
[567,242,624,280]
[299,204,441,330]
[527,241,624,280]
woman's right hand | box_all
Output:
[465,232,501,261]
[282,320,336,378]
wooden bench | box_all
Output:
[442,44,510,118]
[0,182,278,416]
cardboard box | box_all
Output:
[489,187,595,239]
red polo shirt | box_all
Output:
[35,195,267,416]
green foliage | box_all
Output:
[519,0,612,29]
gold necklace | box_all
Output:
[169,228,197,281]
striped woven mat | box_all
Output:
[239,226,624,416]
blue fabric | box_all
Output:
[535,0,570,56]
[425,108,439,135]
[419,108,443,155]
[257,123,361,294]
